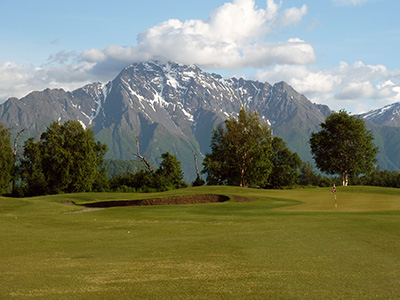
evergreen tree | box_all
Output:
[310,110,378,186]
[267,137,302,188]
[299,162,319,186]
[0,123,13,194]
[155,152,185,189]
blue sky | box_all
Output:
[1,0,399,113]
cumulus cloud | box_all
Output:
[1,0,313,102]
[2,0,399,116]
[255,61,400,113]
[81,0,312,71]
[0,0,313,102]
[0,60,99,101]
[277,4,307,27]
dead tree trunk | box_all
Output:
[12,129,25,193]
[133,136,155,176]
[193,151,200,179]
[13,129,25,157]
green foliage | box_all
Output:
[202,108,273,187]
[155,152,186,189]
[266,137,302,189]
[298,161,334,187]
[110,170,150,192]
[19,120,108,195]
[191,176,205,187]
[0,123,13,194]
[92,167,110,192]
[299,162,318,186]
[103,159,146,178]
[310,110,378,186]
[357,167,400,188]
[110,152,186,192]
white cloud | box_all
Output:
[277,4,307,27]
[255,61,400,114]
[1,0,313,102]
[336,81,376,99]
[81,0,313,70]
[2,0,399,116]
[80,48,107,62]
[240,38,315,68]
[0,60,99,101]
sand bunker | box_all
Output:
[82,194,230,208]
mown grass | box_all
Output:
[0,186,399,299]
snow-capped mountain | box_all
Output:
[359,102,400,127]
[1,61,399,178]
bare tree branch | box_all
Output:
[13,129,25,157]
[131,136,155,176]
[193,150,200,179]
[12,129,25,194]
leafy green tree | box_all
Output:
[299,162,318,186]
[155,152,185,189]
[310,110,378,186]
[298,162,334,187]
[359,167,400,188]
[192,176,205,187]
[0,123,13,194]
[20,120,108,195]
[267,137,302,188]
[103,159,145,179]
[110,152,186,192]
[92,166,110,192]
[202,108,272,187]
[19,137,48,196]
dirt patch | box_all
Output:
[82,194,230,208]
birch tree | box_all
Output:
[202,108,272,187]
[310,110,378,186]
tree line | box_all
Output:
[0,108,394,197]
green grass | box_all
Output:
[0,186,399,299]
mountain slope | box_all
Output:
[3,61,398,179]
[358,103,400,171]
[88,62,330,177]
[359,102,400,127]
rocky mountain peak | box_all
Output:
[359,102,400,127]
[1,61,399,179]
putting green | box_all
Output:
[269,186,400,212]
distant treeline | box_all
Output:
[353,168,400,188]
[103,159,146,179]
[1,111,399,198]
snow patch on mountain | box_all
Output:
[79,120,87,129]
[359,101,400,127]
[362,104,393,119]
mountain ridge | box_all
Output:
[359,102,400,127]
[1,61,399,180]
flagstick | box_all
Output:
[332,184,337,208]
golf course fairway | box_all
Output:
[0,186,399,299]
